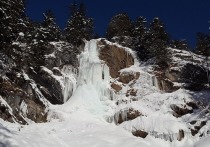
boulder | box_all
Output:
[132,130,148,138]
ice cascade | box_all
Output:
[62,40,115,118]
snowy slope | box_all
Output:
[0,39,210,147]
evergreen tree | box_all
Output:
[64,2,94,46]
[106,13,132,40]
[132,16,147,38]
[132,16,150,60]
[195,32,210,86]
[170,39,189,50]
[41,10,62,42]
[0,0,26,47]
[147,17,170,66]
[195,32,210,56]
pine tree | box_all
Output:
[195,32,210,86]
[132,16,147,38]
[0,0,26,47]
[195,32,210,56]
[170,39,189,50]
[132,16,150,60]
[147,17,170,66]
[64,2,94,46]
[41,10,62,42]
[106,13,132,40]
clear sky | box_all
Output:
[26,0,210,48]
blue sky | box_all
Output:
[26,0,210,48]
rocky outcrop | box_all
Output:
[119,72,140,84]
[0,73,47,124]
[170,104,193,117]
[114,108,141,124]
[191,121,207,136]
[98,39,134,78]
[45,42,81,69]
[28,67,63,104]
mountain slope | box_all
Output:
[0,39,210,147]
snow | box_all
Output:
[18,32,24,37]
[0,39,210,147]
[194,136,210,147]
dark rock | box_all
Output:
[177,130,185,141]
[114,108,141,124]
[191,121,207,136]
[111,83,122,92]
[0,78,47,124]
[52,67,62,76]
[132,130,148,138]
[190,120,197,125]
[187,102,199,109]
[170,104,193,117]
[119,72,140,84]
[126,88,137,97]
[29,67,63,104]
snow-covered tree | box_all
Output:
[64,2,94,46]
[195,32,210,56]
[0,0,26,47]
[132,16,147,38]
[147,17,170,66]
[106,13,132,40]
[131,16,150,60]
[170,39,189,50]
[41,10,62,42]
[195,32,210,86]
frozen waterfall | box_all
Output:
[62,40,115,117]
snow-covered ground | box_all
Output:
[0,40,210,147]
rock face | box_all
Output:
[119,72,140,84]
[0,71,47,124]
[45,42,81,69]
[98,39,134,78]
[29,67,63,104]
[153,48,210,92]
[170,104,193,117]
